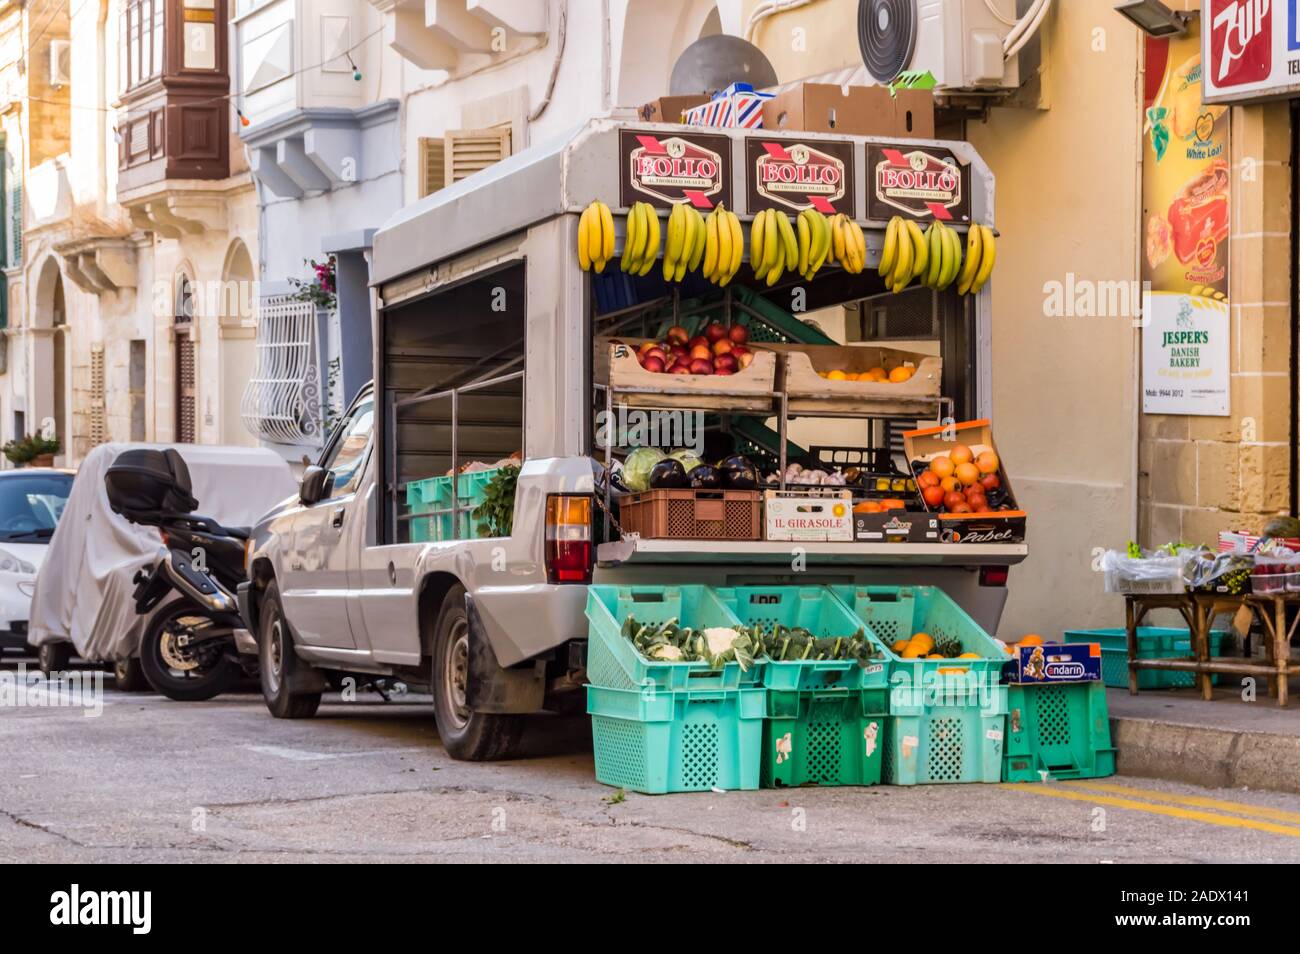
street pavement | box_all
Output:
[4,654,1300,863]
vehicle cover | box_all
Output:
[27,443,298,661]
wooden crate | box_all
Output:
[618,488,762,540]
[595,338,776,413]
[771,343,941,416]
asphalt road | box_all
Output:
[4,655,1300,863]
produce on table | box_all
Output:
[816,364,915,383]
[620,616,762,670]
[622,447,667,492]
[578,200,616,273]
[631,322,757,376]
[914,444,1012,514]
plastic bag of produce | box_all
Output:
[1183,547,1253,595]
[1100,547,1188,595]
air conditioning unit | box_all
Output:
[49,39,70,88]
[858,0,1038,92]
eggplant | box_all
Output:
[717,454,759,490]
[649,459,688,489]
[687,464,722,489]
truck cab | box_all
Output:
[239,118,1025,761]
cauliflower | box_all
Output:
[646,644,684,661]
[702,627,742,656]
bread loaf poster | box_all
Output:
[1140,23,1230,417]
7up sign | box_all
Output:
[1202,0,1300,103]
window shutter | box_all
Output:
[418,137,446,198]
[89,346,107,447]
[444,126,511,185]
[9,183,20,265]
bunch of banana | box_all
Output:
[750,208,798,287]
[918,219,963,291]
[702,203,743,286]
[795,209,832,281]
[577,200,615,273]
[877,215,930,293]
[826,213,867,275]
[957,223,997,296]
[660,202,707,282]
[620,201,661,277]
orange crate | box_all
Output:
[618,489,762,540]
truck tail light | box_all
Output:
[546,495,593,584]
[980,565,1009,587]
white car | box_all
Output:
[0,468,74,654]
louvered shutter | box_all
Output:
[8,182,19,265]
[444,127,511,185]
[88,346,107,447]
[418,137,446,198]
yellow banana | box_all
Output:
[598,202,614,270]
[766,254,785,287]
[776,211,798,270]
[937,226,959,289]
[796,212,811,276]
[630,203,649,271]
[751,210,768,278]
[957,223,983,295]
[586,202,604,268]
[679,205,698,280]
[892,224,913,292]
[620,204,639,272]
[924,224,942,288]
[905,219,927,281]
[637,206,660,277]
[666,204,685,270]
[702,209,719,281]
[764,209,780,275]
[577,206,593,271]
[970,225,997,293]
[714,206,732,283]
[687,207,707,272]
[879,216,899,278]
[831,214,846,265]
[808,211,831,275]
[722,210,743,285]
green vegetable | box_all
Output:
[619,615,762,671]
[668,448,703,475]
[622,447,667,493]
[472,465,520,537]
[755,625,882,663]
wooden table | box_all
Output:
[1124,591,1300,706]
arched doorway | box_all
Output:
[174,273,196,443]
[219,240,256,446]
[32,256,69,456]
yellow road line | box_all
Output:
[1000,783,1300,839]
[1059,779,1300,825]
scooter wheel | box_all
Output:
[139,601,240,702]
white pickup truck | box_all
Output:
[238,119,1025,761]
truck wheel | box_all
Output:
[37,641,71,678]
[431,585,524,761]
[112,657,149,692]
[259,581,321,719]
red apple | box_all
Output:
[669,363,692,375]
[713,353,738,372]
[949,502,973,514]
[704,322,727,344]
[979,473,1001,491]
[943,491,966,511]
[642,356,665,373]
[689,335,709,351]
[638,340,658,355]
[666,325,690,344]
[712,339,733,356]
[689,358,713,375]
[713,368,734,375]
[730,344,749,356]
[728,324,749,345]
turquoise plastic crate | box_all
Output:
[828,585,1007,697]
[405,468,501,542]
[1003,681,1116,782]
[1067,627,1230,690]
[587,685,764,794]
[762,687,888,788]
[715,586,891,691]
[585,585,763,692]
[882,685,1008,785]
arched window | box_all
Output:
[174,274,196,442]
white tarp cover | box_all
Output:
[28,443,298,661]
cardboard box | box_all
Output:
[638,95,709,125]
[903,419,1027,545]
[762,83,934,138]
[684,82,774,129]
[1003,643,1102,684]
[853,510,940,544]
[764,489,853,542]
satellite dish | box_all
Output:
[669,35,778,97]
[858,0,918,84]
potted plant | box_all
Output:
[3,434,61,467]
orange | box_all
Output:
[1019,634,1044,646]
[868,366,887,378]
[954,462,980,486]
[888,365,915,383]
[854,501,883,513]
[929,456,955,479]
[826,369,848,381]
[880,498,905,510]
[950,444,973,466]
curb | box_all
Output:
[1112,716,1300,795]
